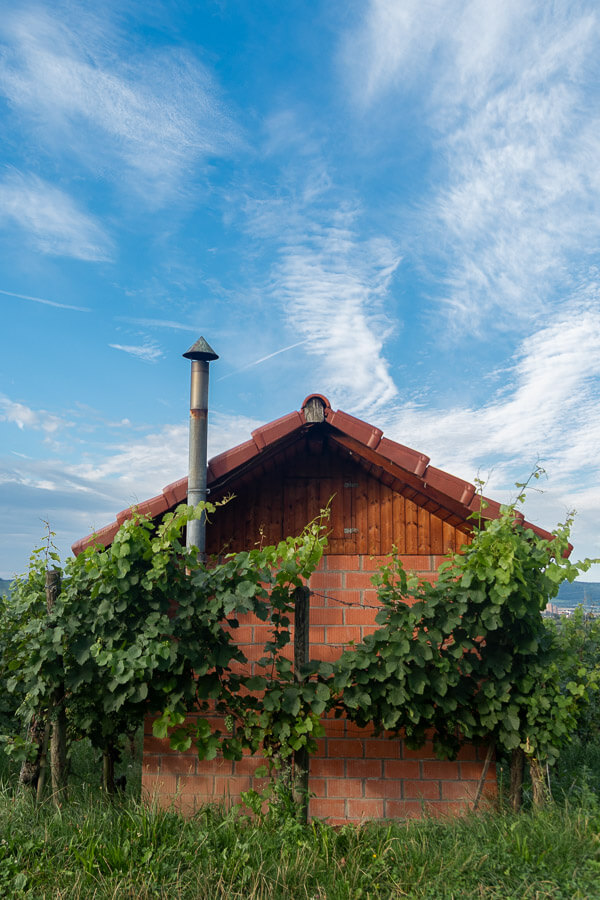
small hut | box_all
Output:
[74,394,553,822]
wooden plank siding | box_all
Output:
[205,436,470,558]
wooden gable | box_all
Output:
[206,428,470,557]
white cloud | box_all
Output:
[0,170,111,261]
[70,410,262,502]
[343,1,600,333]
[383,288,600,568]
[0,6,238,198]
[0,407,261,578]
[0,395,70,433]
[109,341,163,363]
[245,178,401,413]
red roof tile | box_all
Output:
[252,410,304,450]
[72,394,563,555]
[326,408,383,450]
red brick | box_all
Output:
[441,780,476,801]
[142,774,177,798]
[384,760,420,779]
[345,572,377,590]
[327,626,362,645]
[234,757,268,775]
[361,625,378,638]
[328,739,364,759]
[309,798,346,820]
[345,721,377,737]
[310,646,343,663]
[309,778,327,798]
[326,590,361,608]
[201,757,233,774]
[321,718,346,737]
[327,554,360,570]
[144,736,170,754]
[404,780,441,800]
[365,739,401,759]
[310,572,343,590]
[397,555,432,571]
[310,608,344,625]
[235,611,258,625]
[178,775,215,796]
[310,758,345,778]
[160,755,196,775]
[460,762,496,780]
[364,778,402,799]
[344,608,378,625]
[346,798,384,820]
[423,761,460,780]
[475,743,495,762]
[456,744,478,761]
[307,626,325,642]
[214,775,251,796]
[225,625,253,643]
[346,758,383,778]
[143,758,159,774]
[385,800,423,819]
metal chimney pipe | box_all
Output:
[183,337,218,559]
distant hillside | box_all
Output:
[556,581,600,608]
[0,578,11,599]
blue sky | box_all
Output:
[1,0,599,581]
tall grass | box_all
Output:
[0,771,599,899]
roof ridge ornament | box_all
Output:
[302,394,328,423]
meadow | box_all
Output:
[0,738,599,899]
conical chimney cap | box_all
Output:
[183,336,219,361]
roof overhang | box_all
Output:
[71,394,562,556]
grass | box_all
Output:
[0,738,599,898]
[0,781,599,897]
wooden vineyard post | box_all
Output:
[46,568,68,803]
[293,585,310,823]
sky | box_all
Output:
[1,0,599,581]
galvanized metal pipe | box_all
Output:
[183,336,218,560]
[186,359,209,557]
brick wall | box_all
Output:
[142,554,497,821]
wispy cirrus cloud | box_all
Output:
[115,317,200,333]
[343,1,600,334]
[0,5,239,199]
[0,286,90,311]
[383,285,600,566]
[109,341,163,363]
[245,171,401,412]
[0,170,111,261]
[387,288,600,492]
